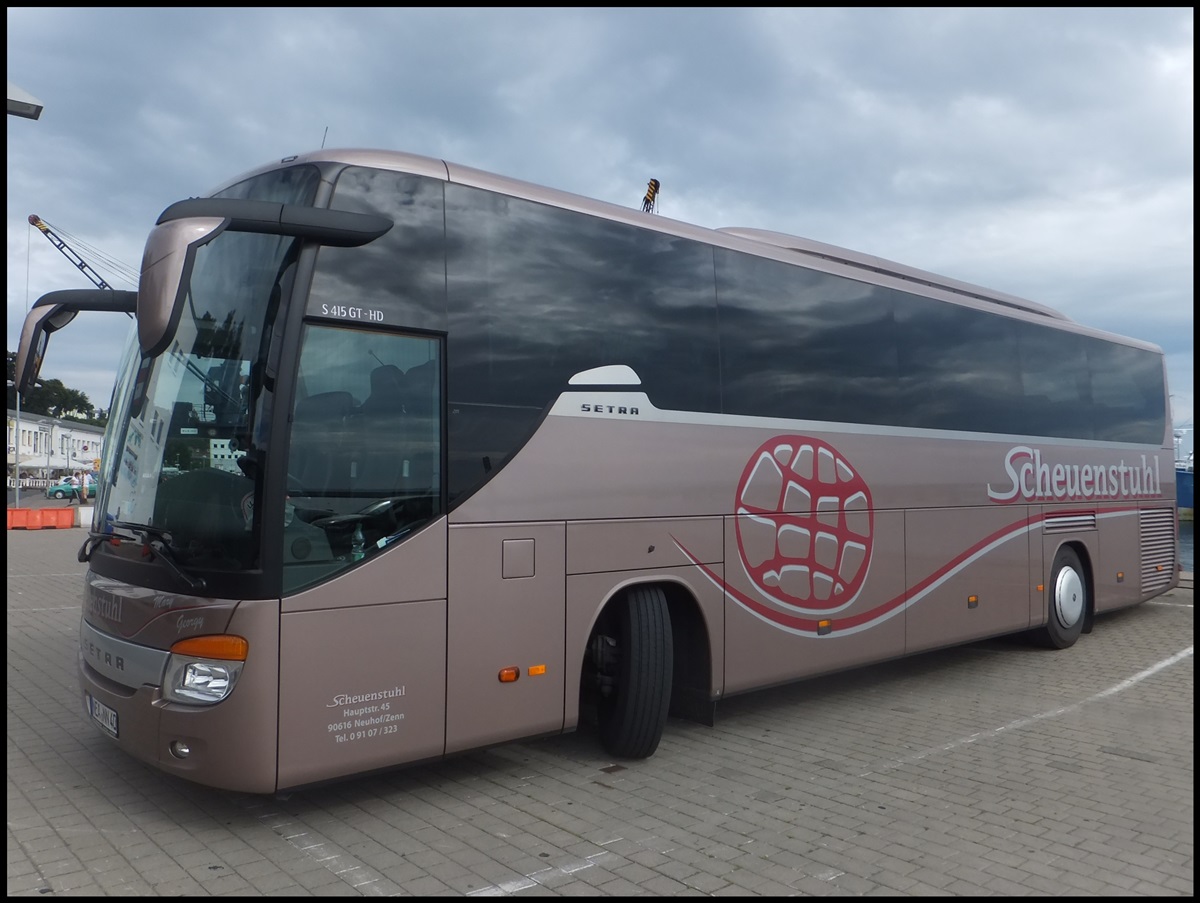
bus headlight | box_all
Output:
[162,635,248,705]
[163,657,244,704]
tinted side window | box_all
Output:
[1086,337,1166,443]
[213,163,321,205]
[445,185,720,501]
[1016,321,1093,440]
[714,246,1163,444]
[307,166,1164,458]
[894,294,1022,433]
[716,249,899,424]
[284,324,443,594]
[311,167,448,334]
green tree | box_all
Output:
[7,350,98,420]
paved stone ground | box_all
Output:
[7,526,1194,896]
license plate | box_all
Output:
[87,694,119,738]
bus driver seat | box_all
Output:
[289,391,356,493]
[397,358,439,493]
[361,365,406,416]
[357,365,409,494]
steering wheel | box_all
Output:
[357,498,395,517]
[311,498,394,531]
[311,512,369,530]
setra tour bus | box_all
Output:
[16,148,1181,794]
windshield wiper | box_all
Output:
[88,520,208,593]
[79,523,154,562]
[79,531,115,562]
[145,538,207,593]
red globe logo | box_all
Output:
[734,435,873,612]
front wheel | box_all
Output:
[591,585,673,759]
[1031,546,1087,649]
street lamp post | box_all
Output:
[7,82,44,120]
[8,79,43,505]
[14,391,20,507]
[8,381,21,507]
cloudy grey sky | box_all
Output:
[6,7,1194,453]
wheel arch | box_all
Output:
[581,575,716,728]
[659,580,717,726]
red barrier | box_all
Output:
[45,508,76,529]
[6,508,77,529]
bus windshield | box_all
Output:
[97,228,298,576]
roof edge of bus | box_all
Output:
[205,148,762,261]
[207,148,1075,324]
[203,148,452,196]
[717,227,1069,322]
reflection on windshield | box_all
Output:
[99,230,296,573]
[92,323,141,520]
[282,324,443,593]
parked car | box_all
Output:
[45,475,96,500]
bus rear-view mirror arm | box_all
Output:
[155,198,393,248]
[15,289,137,395]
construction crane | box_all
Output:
[28,214,114,290]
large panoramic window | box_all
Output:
[442,184,721,501]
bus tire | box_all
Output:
[597,586,673,759]
[1033,546,1087,649]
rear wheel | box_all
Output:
[591,585,673,759]
[1032,546,1087,649]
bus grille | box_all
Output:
[1139,508,1176,595]
[1044,513,1097,533]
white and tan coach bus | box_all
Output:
[17,148,1181,793]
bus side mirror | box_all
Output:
[15,290,136,394]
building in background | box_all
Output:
[6,409,104,485]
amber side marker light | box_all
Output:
[528,664,546,676]
[1117,570,1126,582]
[498,667,520,683]
[967,594,979,609]
[170,635,249,661]
[817,619,832,636]
[1036,584,1045,592]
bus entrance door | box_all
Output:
[445,522,567,754]
[276,520,449,790]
